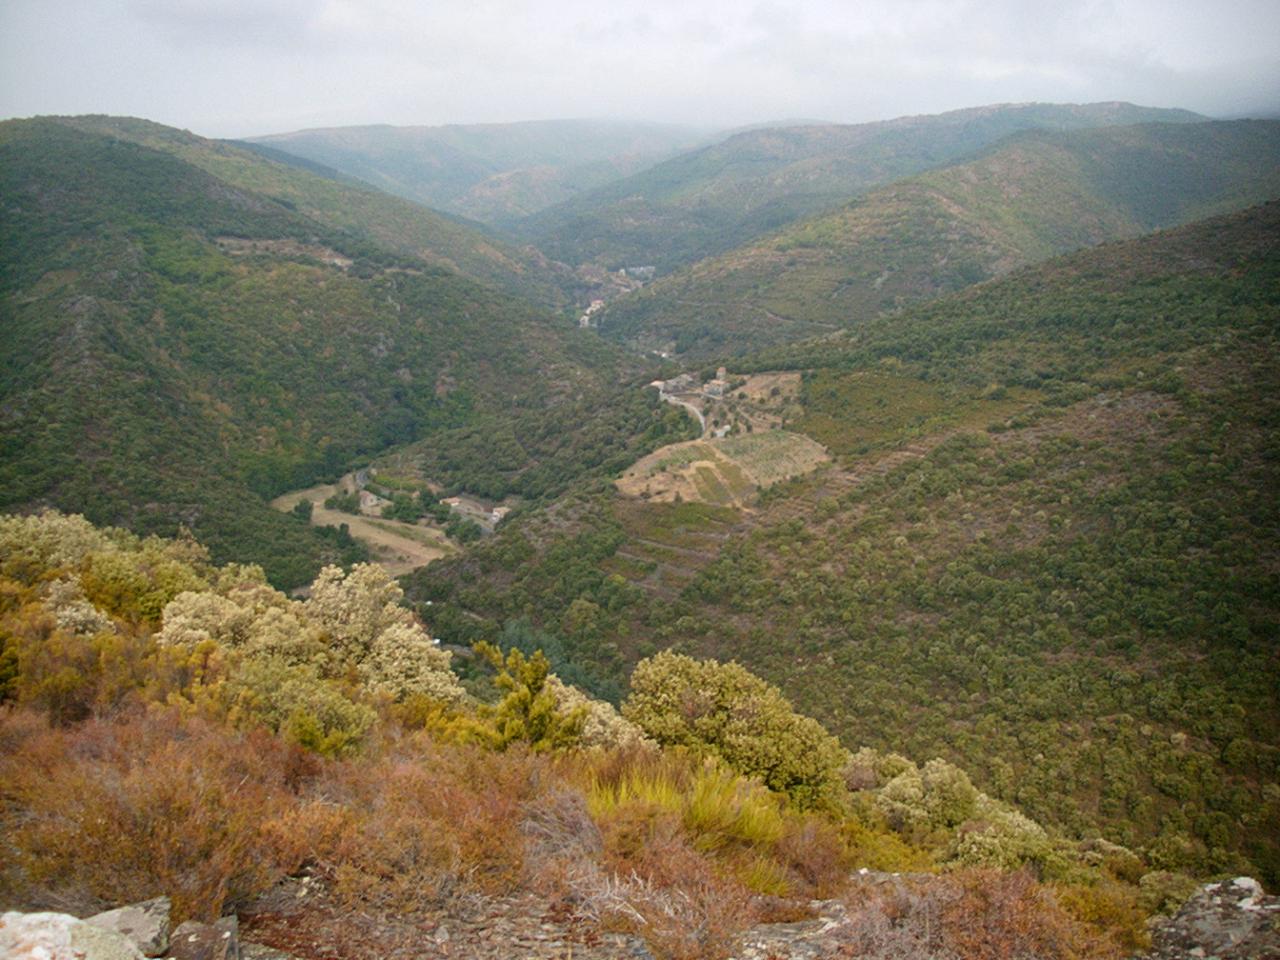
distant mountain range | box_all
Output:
[247,119,712,226]
[595,119,1280,358]
[513,102,1206,273]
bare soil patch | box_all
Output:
[271,474,453,577]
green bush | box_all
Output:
[623,650,849,809]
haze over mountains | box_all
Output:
[597,118,1280,357]
[248,119,712,226]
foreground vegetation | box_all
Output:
[0,510,1204,957]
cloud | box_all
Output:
[0,0,1276,136]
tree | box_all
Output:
[476,642,585,751]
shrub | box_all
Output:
[0,710,295,922]
[838,869,1108,960]
[623,650,850,808]
[478,643,586,751]
[546,674,650,749]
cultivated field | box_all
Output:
[271,474,454,577]
[616,430,829,508]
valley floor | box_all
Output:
[271,473,454,578]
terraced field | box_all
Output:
[616,430,829,507]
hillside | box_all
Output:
[55,115,573,308]
[249,119,710,226]
[596,120,1280,358]
[0,509,1196,958]
[404,203,1280,883]
[516,102,1203,273]
[0,117,673,587]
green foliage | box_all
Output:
[623,651,850,809]
[476,641,586,751]
[598,119,1280,360]
[325,491,361,514]
[0,117,654,587]
[445,516,484,543]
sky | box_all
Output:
[1,0,1277,138]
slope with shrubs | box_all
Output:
[57,115,573,307]
[597,119,1280,358]
[0,117,667,587]
[406,203,1280,885]
[0,510,1188,958]
[518,101,1202,273]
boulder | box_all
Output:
[86,897,171,957]
[169,916,241,960]
[0,910,146,960]
[1143,876,1280,959]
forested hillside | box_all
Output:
[250,119,710,226]
[516,102,1202,273]
[0,118,676,586]
[405,203,1280,883]
[596,120,1280,358]
[49,115,576,308]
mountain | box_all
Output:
[0,116,664,587]
[515,102,1205,274]
[596,119,1280,358]
[54,115,573,308]
[405,202,1280,883]
[248,119,712,226]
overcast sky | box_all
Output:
[2,0,1277,138]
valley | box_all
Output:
[270,473,455,579]
[3,95,1279,960]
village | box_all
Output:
[649,366,734,437]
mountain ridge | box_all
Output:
[515,101,1206,273]
[592,118,1280,358]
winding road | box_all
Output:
[660,390,707,437]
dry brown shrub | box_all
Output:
[603,833,755,960]
[774,814,849,898]
[295,739,545,910]
[0,709,297,921]
[839,869,1114,960]
[519,786,604,897]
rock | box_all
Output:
[169,916,241,960]
[0,910,146,960]
[1142,876,1280,959]
[86,897,171,957]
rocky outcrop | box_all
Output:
[0,902,293,960]
[86,896,172,957]
[1143,877,1280,959]
[0,910,147,960]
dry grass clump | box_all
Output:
[548,747,855,958]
